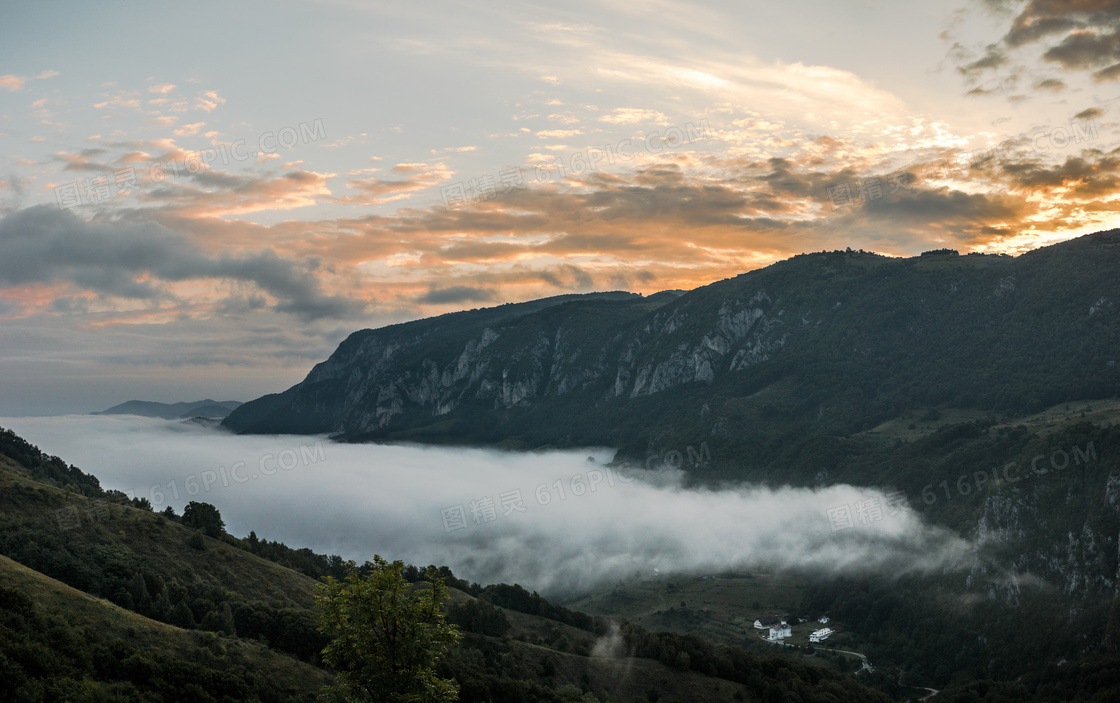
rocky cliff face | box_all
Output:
[224,281,802,441]
[969,480,1119,602]
[625,293,777,397]
[224,231,1120,454]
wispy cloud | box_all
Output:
[0,70,58,92]
[195,90,225,112]
[0,75,25,92]
[331,162,452,205]
[600,108,670,125]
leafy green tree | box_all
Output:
[152,588,172,621]
[128,572,151,613]
[316,556,461,703]
[170,600,195,629]
[181,501,225,538]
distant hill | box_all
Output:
[224,231,1120,469]
[94,398,243,419]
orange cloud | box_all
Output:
[173,122,205,137]
[195,91,225,112]
[331,162,452,205]
[93,94,141,110]
[600,108,670,125]
[537,129,583,139]
[1,71,60,91]
[0,70,55,95]
[20,117,1119,325]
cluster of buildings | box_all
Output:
[754,614,834,643]
[754,615,791,641]
[809,627,834,642]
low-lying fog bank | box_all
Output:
[2,415,972,596]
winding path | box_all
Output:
[814,646,874,673]
[756,634,874,673]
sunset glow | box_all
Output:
[2,0,1118,413]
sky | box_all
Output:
[1,0,1118,414]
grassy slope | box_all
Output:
[0,550,750,703]
[450,592,756,701]
[862,398,1120,444]
[0,452,320,610]
[566,572,864,668]
[0,553,332,699]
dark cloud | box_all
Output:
[536,265,594,291]
[1034,77,1067,90]
[134,169,332,218]
[963,72,1022,96]
[1006,13,1080,48]
[895,189,1016,221]
[305,157,1062,280]
[0,206,363,321]
[57,148,115,173]
[784,174,1032,249]
[960,44,1012,75]
[417,286,496,305]
[968,0,1120,83]
[1095,62,1120,80]
[1042,30,1120,70]
[9,147,1110,357]
[760,157,817,198]
[997,147,1120,197]
[1074,107,1105,119]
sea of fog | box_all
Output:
[1,415,971,596]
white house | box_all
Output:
[768,624,792,641]
[754,615,787,630]
[809,628,834,642]
[818,616,830,624]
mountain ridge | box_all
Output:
[95,399,244,420]
[224,230,1120,469]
